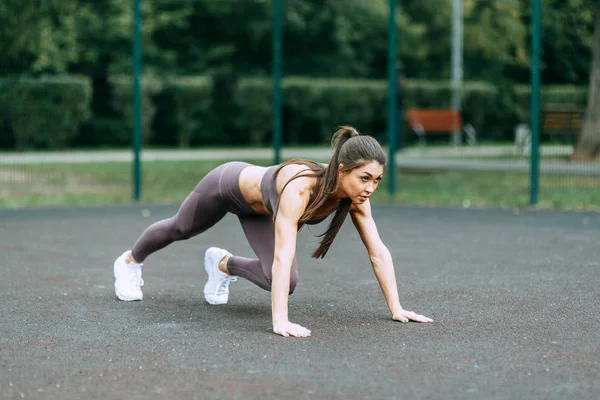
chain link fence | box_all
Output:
[0,0,598,210]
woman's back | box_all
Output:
[238,163,337,223]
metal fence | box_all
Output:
[0,0,598,211]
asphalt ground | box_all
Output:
[1,204,598,399]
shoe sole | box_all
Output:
[115,290,143,301]
[115,282,143,301]
[205,295,227,305]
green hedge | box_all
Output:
[284,77,388,144]
[110,76,164,146]
[108,76,216,147]
[514,84,588,120]
[0,76,91,149]
[234,77,386,145]
[0,75,589,150]
[153,76,214,147]
[235,77,500,145]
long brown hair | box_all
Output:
[272,126,387,258]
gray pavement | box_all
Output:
[2,145,598,175]
[1,204,599,399]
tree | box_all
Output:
[539,0,596,84]
[572,0,600,160]
[0,0,79,75]
[398,0,529,81]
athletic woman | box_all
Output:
[113,126,433,338]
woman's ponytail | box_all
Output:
[271,125,385,259]
[323,126,359,194]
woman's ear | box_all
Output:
[337,164,346,181]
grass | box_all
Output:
[0,159,598,211]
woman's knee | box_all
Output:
[167,217,195,240]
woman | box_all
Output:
[113,126,433,338]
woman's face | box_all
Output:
[338,161,384,204]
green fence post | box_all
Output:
[132,0,142,201]
[272,0,282,165]
[530,0,541,205]
[387,0,397,197]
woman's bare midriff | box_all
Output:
[238,166,271,215]
[238,164,340,218]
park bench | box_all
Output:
[514,103,585,153]
[541,103,585,141]
[406,108,477,147]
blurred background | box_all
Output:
[0,0,598,210]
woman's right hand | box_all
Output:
[273,320,311,338]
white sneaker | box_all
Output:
[114,250,144,301]
[204,247,237,305]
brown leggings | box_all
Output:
[131,162,298,294]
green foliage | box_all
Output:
[70,0,137,76]
[284,77,387,143]
[234,77,388,146]
[538,0,597,84]
[232,77,500,145]
[1,0,595,87]
[0,76,91,149]
[464,0,529,78]
[0,72,589,150]
[399,0,530,81]
[109,76,164,146]
[514,84,589,120]
[151,0,271,75]
[0,0,80,74]
[75,116,128,148]
[284,0,390,77]
[153,76,214,147]
[233,78,273,145]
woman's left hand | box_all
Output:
[392,309,433,323]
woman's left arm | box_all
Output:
[350,200,433,323]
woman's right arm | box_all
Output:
[271,175,312,338]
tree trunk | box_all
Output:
[572,0,600,161]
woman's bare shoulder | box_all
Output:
[277,163,317,191]
[281,161,327,172]
[279,163,317,176]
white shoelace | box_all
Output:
[129,269,144,288]
[216,276,237,296]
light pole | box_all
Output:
[387,0,397,197]
[451,0,463,146]
[132,0,142,201]
[272,0,283,165]
[530,0,542,205]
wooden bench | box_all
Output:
[542,104,585,140]
[406,109,477,146]
[515,104,585,152]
